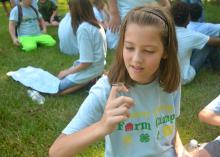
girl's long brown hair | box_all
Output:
[108,5,180,93]
[68,0,100,34]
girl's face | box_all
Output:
[23,0,32,6]
[40,0,46,3]
[123,23,166,84]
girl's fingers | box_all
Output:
[106,83,134,109]
[108,83,128,101]
[110,115,129,124]
[108,96,134,109]
[108,106,130,118]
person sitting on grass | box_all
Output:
[58,12,78,56]
[57,0,106,95]
[37,0,59,26]
[171,2,220,85]
[187,3,220,38]
[8,0,56,52]
[189,95,220,157]
[49,4,190,157]
[197,95,220,157]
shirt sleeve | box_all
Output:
[191,30,209,50]
[9,7,19,22]
[93,7,104,22]
[62,76,110,135]
[77,25,95,63]
[205,95,220,115]
[38,12,43,19]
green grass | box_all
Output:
[0,1,220,157]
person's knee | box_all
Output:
[59,79,75,92]
[41,34,56,46]
[22,43,37,52]
[198,148,212,157]
[198,109,210,122]
[19,37,37,51]
[48,39,56,46]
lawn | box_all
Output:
[0,1,220,157]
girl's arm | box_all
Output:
[49,83,134,157]
[207,37,220,49]
[39,18,47,33]
[108,0,120,32]
[8,21,20,46]
[50,10,57,23]
[49,122,106,157]
[198,109,220,126]
[58,62,92,79]
[175,130,192,157]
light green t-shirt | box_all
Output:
[66,22,107,84]
[63,76,181,157]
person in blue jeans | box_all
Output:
[49,4,188,157]
[195,95,220,157]
[57,0,106,95]
[171,2,220,85]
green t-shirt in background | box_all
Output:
[37,0,57,22]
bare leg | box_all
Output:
[189,144,211,157]
[197,148,211,157]
[58,83,88,95]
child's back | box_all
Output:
[65,21,106,84]
[58,12,78,55]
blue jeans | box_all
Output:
[59,78,76,92]
[190,45,220,72]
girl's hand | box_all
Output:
[41,27,47,33]
[13,37,20,46]
[108,14,120,33]
[181,151,192,157]
[177,148,193,157]
[99,83,134,135]
[58,70,69,79]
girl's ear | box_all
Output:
[162,51,167,59]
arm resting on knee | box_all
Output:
[198,109,220,126]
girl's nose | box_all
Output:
[132,50,142,63]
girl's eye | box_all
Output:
[125,46,134,51]
[144,50,154,53]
